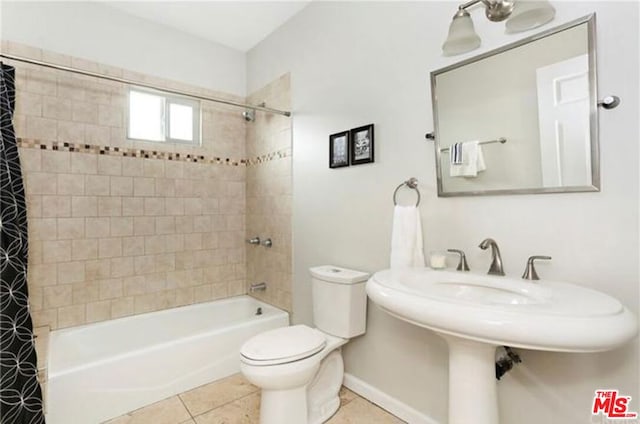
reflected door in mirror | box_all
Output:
[536,54,591,187]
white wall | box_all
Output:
[0,1,246,96]
[247,2,639,423]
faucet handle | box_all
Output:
[521,255,552,281]
[247,236,261,245]
[447,249,470,271]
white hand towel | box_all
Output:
[449,141,486,177]
[390,205,425,268]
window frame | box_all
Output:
[126,86,202,146]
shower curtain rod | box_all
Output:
[0,53,292,117]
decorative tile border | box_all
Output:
[245,148,292,165]
[17,138,290,167]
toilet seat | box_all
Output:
[241,325,327,366]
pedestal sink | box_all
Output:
[366,268,638,424]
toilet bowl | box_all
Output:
[241,325,347,424]
[240,265,370,424]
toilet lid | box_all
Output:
[240,325,326,365]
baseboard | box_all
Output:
[342,373,440,424]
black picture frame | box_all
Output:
[329,131,350,168]
[350,124,374,165]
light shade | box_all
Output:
[442,10,481,56]
[505,0,556,33]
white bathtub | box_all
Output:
[46,295,289,424]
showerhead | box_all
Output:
[242,110,255,122]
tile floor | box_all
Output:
[104,373,405,424]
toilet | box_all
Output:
[240,265,369,424]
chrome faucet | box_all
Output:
[478,238,505,276]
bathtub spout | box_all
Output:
[250,282,267,292]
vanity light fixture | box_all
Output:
[442,0,556,56]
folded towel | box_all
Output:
[450,142,463,165]
[449,141,486,177]
[390,205,425,268]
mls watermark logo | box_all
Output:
[592,390,638,420]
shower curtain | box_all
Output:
[0,63,46,424]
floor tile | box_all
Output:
[326,397,406,424]
[103,416,131,424]
[339,387,358,405]
[106,374,404,424]
[180,374,259,417]
[103,396,191,424]
[193,392,260,424]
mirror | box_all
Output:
[430,14,599,197]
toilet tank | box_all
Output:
[310,265,370,338]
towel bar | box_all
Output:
[438,138,507,153]
[393,178,421,206]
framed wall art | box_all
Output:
[350,124,374,165]
[329,130,350,168]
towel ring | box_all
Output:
[393,177,421,206]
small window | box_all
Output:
[127,88,200,145]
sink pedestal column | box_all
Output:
[443,335,499,424]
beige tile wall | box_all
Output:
[4,42,249,330]
[245,74,293,312]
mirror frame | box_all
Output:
[430,14,599,197]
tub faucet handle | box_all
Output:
[261,238,273,248]
[447,249,470,271]
[247,236,260,245]
[521,256,552,281]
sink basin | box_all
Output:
[400,273,550,306]
[428,282,540,305]
[367,267,637,352]
[367,268,638,424]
